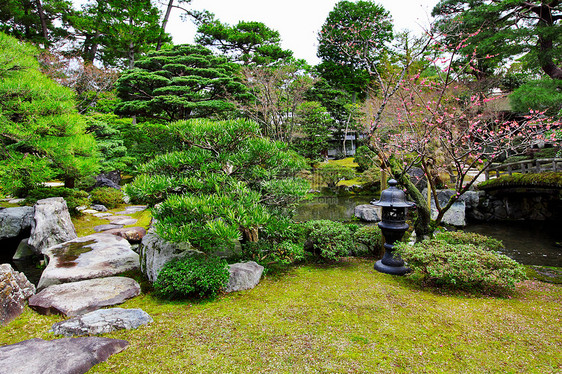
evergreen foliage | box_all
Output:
[396,233,527,294]
[302,220,353,261]
[317,0,393,96]
[115,44,247,122]
[196,19,292,65]
[510,79,562,117]
[124,118,309,253]
[292,101,332,161]
[432,0,562,80]
[0,32,99,195]
[154,255,230,299]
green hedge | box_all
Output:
[396,232,526,294]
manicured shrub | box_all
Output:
[396,237,527,294]
[90,187,124,208]
[154,255,230,299]
[241,240,305,266]
[353,225,384,257]
[302,220,353,261]
[433,231,504,252]
[24,187,89,216]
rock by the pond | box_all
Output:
[0,206,34,240]
[225,261,264,293]
[139,231,196,282]
[52,308,153,337]
[103,227,146,243]
[0,264,35,325]
[91,204,108,212]
[0,337,128,374]
[38,233,139,290]
[94,223,123,232]
[12,238,35,260]
[430,200,466,227]
[28,197,77,255]
[29,277,141,316]
[94,174,121,190]
[354,204,381,222]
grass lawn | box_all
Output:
[2,259,561,373]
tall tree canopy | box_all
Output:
[114,44,247,122]
[432,0,562,80]
[0,0,72,46]
[196,18,292,65]
[69,0,165,68]
[316,0,393,97]
[0,32,99,194]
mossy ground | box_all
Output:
[2,259,561,373]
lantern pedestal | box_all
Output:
[371,179,413,276]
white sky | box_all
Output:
[166,0,440,65]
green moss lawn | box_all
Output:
[2,259,561,373]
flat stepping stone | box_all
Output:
[29,277,141,316]
[103,227,147,243]
[7,198,25,204]
[94,223,123,232]
[52,308,152,337]
[81,209,99,214]
[93,212,113,218]
[0,337,128,374]
[109,218,137,226]
[37,233,139,290]
[106,215,132,221]
[115,205,147,215]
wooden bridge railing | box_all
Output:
[485,158,562,180]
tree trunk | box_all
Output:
[64,177,75,189]
[34,0,49,45]
[156,0,174,51]
[241,227,259,243]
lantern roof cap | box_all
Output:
[371,179,414,208]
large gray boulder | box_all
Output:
[139,231,197,282]
[0,337,128,374]
[431,200,466,227]
[28,197,77,254]
[0,264,36,325]
[38,233,140,290]
[0,206,34,240]
[52,308,152,337]
[225,261,264,293]
[354,204,381,222]
[29,277,141,316]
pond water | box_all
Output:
[464,221,562,267]
[295,196,562,267]
[294,195,374,222]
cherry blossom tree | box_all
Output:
[364,33,561,239]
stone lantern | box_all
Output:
[371,179,414,275]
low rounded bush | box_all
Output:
[302,220,353,261]
[90,187,124,209]
[353,225,384,257]
[154,255,230,299]
[24,187,89,216]
[241,240,305,266]
[433,231,504,252]
[396,237,527,294]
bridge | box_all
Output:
[484,158,562,181]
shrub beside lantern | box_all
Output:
[371,179,414,275]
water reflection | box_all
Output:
[294,196,373,222]
[464,221,562,267]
